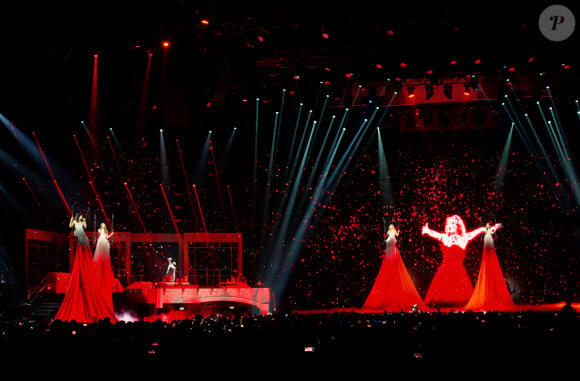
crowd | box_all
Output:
[1,305,579,374]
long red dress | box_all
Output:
[424,243,473,307]
[362,233,428,312]
[54,224,116,323]
[464,231,515,311]
[93,228,115,313]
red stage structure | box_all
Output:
[24,229,273,316]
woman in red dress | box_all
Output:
[464,222,515,311]
[93,222,115,312]
[421,215,486,308]
[363,224,428,312]
[54,215,116,323]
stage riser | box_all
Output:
[124,282,273,315]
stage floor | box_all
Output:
[294,301,580,315]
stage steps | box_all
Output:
[23,293,64,322]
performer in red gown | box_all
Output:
[54,214,116,323]
[464,222,515,311]
[421,215,486,308]
[363,224,428,312]
[93,222,115,312]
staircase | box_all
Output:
[20,293,64,323]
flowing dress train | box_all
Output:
[93,229,115,312]
[464,231,515,311]
[363,233,428,312]
[54,223,116,323]
[424,244,473,307]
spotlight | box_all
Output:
[162,41,170,48]
[463,84,471,96]
[407,86,415,98]
[444,83,452,99]
[425,85,434,100]
[469,75,479,92]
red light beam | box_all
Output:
[123,181,147,232]
[160,183,180,234]
[192,184,207,232]
[32,132,71,215]
[73,134,110,226]
[176,139,199,230]
[22,177,54,230]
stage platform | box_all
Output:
[293,302,580,315]
[123,281,273,315]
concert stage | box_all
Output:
[295,301,580,315]
[123,281,273,315]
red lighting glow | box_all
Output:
[322,33,329,39]
[376,64,383,69]
[162,41,170,48]
[450,60,457,65]
[400,62,407,68]
[474,59,481,64]
[426,69,433,74]
[201,19,209,25]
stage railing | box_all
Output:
[25,229,244,291]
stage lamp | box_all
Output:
[444,84,452,99]
[425,85,434,100]
[463,84,471,96]
[407,86,415,98]
[469,75,479,92]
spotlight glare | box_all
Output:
[162,41,170,48]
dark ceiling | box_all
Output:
[1,0,579,128]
